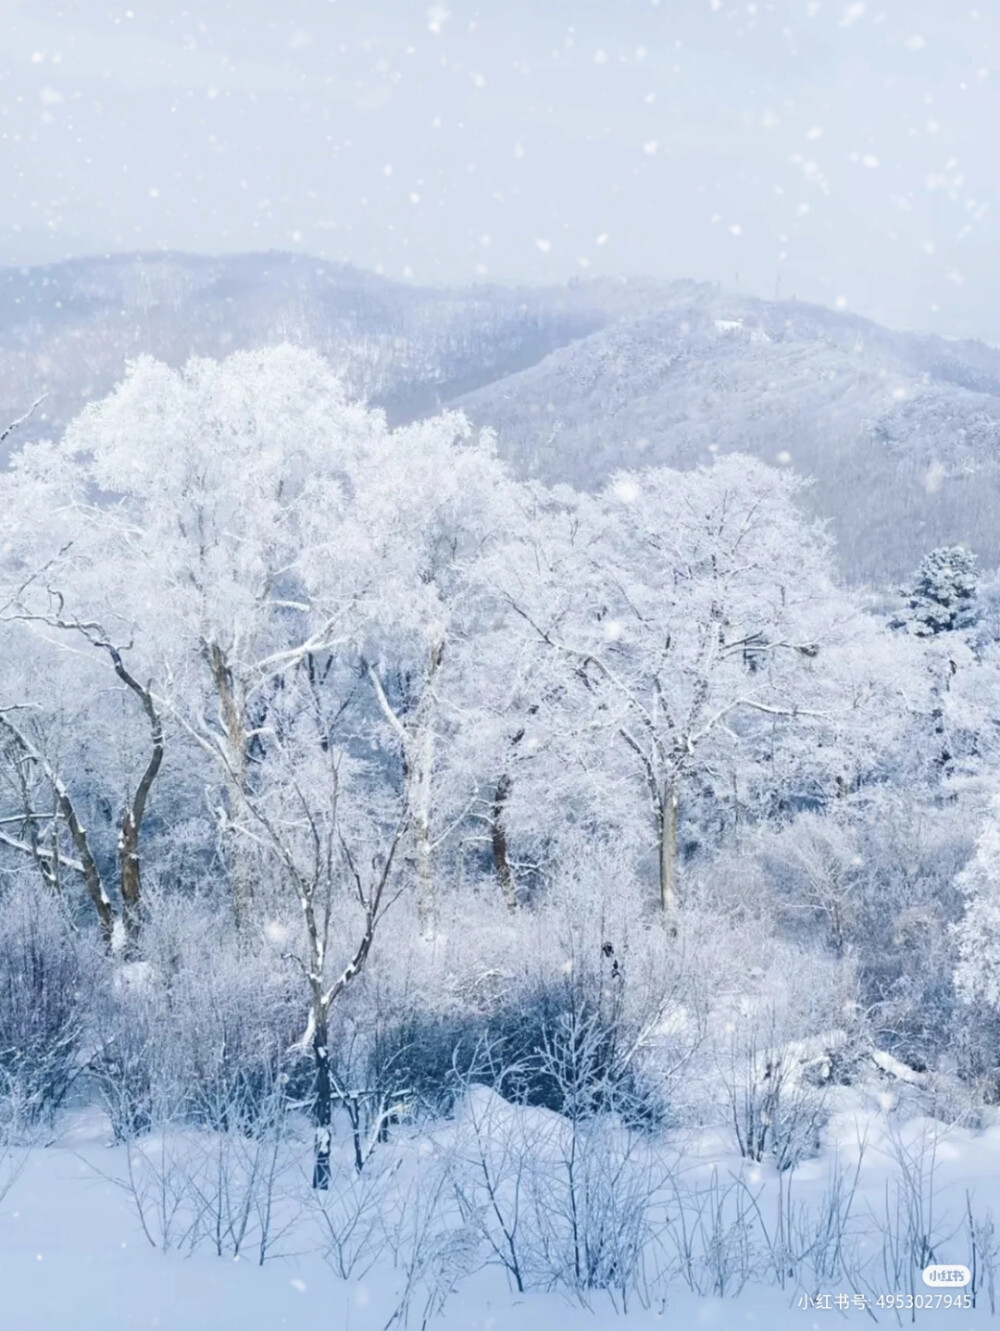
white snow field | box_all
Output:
[2,1095,1000,1331]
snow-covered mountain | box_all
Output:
[453,289,1000,585]
[0,250,604,442]
[3,251,1000,583]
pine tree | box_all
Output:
[894,546,978,636]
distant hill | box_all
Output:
[0,250,604,441]
[454,289,1000,584]
[3,251,1000,584]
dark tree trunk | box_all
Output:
[312,1010,332,1190]
[116,703,162,948]
[119,813,142,945]
[491,772,518,911]
[102,638,164,949]
[53,772,115,945]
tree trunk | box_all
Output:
[0,715,117,942]
[118,812,142,945]
[410,641,444,938]
[490,773,518,911]
[311,1003,332,1191]
[658,784,679,919]
[413,718,435,937]
[113,666,163,950]
[226,787,254,938]
[363,643,443,938]
[64,796,115,945]
[207,642,253,936]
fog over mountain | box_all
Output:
[3,248,1000,583]
[3,1,1000,340]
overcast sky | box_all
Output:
[1,0,998,340]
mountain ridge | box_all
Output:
[2,250,999,583]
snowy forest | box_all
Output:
[2,338,1000,1326]
[6,1,1000,1328]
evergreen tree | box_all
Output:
[894,546,978,636]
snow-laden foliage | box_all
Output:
[0,345,999,1258]
[9,258,1000,587]
[955,798,1000,1009]
[895,546,979,637]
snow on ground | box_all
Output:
[2,1102,1000,1330]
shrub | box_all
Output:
[365,970,667,1128]
[0,884,90,1128]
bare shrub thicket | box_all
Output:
[308,1151,403,1279]
[106,1072,298,1266]
[446,1019,672,1311]
[89,891,305,1141]
[0,882,94,1128]
[718,1009,831,1173]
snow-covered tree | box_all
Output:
[489,457,908,918]
[348,412,519,933]
[887,548,998,783]
[41,348,380,933]
[0,347,521,1177]
[954,796,1000,1008]
[894,546,979,637]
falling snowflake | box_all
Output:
[426,4,449,34]
[613,478,641,503]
